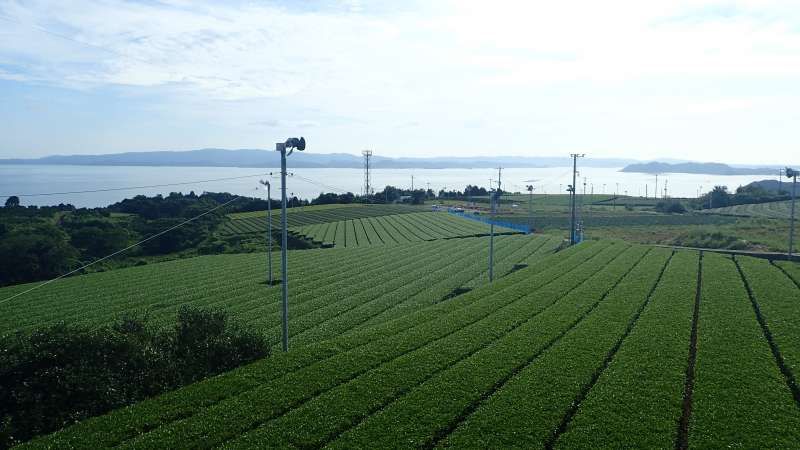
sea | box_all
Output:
[0,165,780,208]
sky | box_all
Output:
[0,0,799,165]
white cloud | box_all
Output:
[1,0,800,163]
[4,0,794,100]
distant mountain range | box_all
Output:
[0,149,636,169]
[620,161,780,176]
[1,149,791,173]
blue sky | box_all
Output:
[1,0,799,165]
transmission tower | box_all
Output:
[362,149,373,196]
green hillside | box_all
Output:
[4,238,798,448]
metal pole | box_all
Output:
[267,182,273,285]
[527,185,534,234]
[278,142,289,352]
[489,189,495,282]
[790,174,797,261]
[570,155,577,244]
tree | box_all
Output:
[410,190,426,204]
[4,196,19,208]
[708,185,731,209]
[68,226,130,258]
[0,224,78,286]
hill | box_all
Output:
[0,149,636,169]
[742,179,794,194]
[621,161,778,175]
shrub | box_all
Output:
[672,230,748,250]
[654,200,687,214]
[0,307,268,448]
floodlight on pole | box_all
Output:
[259,179,273,286]
[276,136,306,352]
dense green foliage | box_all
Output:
[0,307,268,448]
[0,224,79,286]
[0,192,283,286]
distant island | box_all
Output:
[620,161,779,176]
[0,149,636,169]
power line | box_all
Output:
[292,174,352,195]
[1,172,273,198]
[0,196,241,306]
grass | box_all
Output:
[589,217,798,253]
[703,200,795,219]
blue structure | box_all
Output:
[449,210,532,234]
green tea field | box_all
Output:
[2,236,798,448]
[219,204,426,236]
[290,212,520,247]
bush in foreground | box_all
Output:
[0,306,268,448]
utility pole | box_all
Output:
[780,168,785,194]
[488,167,503,281]
[664,179,668,199]
[488,187,496,282]
[496,167,503,193]
[259,179,273,285]
[362,149,373,198]
[527,184,534,233]
[787,167,797,260]
[569,154,585,245]
[655,174,659,199]
[276,137,306,352]
[411,175,414,191]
